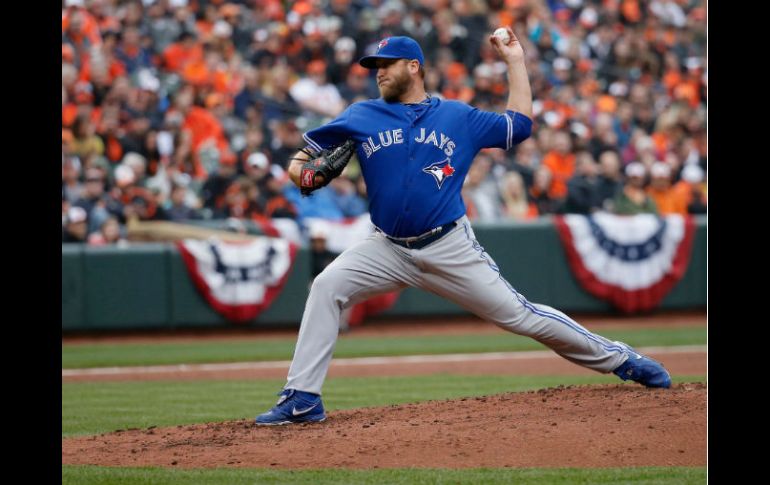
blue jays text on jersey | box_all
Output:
[303,97,532,238]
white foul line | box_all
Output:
[62,345,706,378]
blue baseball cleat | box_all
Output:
[612,342,672,388]
[255,389,326,425]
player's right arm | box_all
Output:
[489,27,532,119]
[465,28,533,152]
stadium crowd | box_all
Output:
[62,0,707,244]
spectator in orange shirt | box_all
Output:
[62,0,102,48]
[646,162,687,215]
[673,163,707,215]
[62,79,79,129]
[162,31,203,73]
[541,130,575,200]
[172,87,231,180]
[195,3,219,44]
[442,62,475,103]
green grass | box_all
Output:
[62,374,705,437]
[62,465,706,484]
[62,326,706,368]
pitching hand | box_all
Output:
[489,28,525,64]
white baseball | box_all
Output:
[493,28,511,45]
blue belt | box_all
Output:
[384,221,458,250]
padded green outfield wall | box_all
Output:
[62,216,706,331]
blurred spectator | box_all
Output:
[289,60,346,119]
[563,151,603,214]
[612,162,658,215]
[463,153,501,222]
[87,216,127,246]
[328,36,358,86]
[499,171,538,220]
[613,102,636,150]
[587,113,619,160]
[646,162,688,215]
[115,26,153,74]
[201,158,238,217]
[71,115,105,165]
[326,175,368,218]
[170,86,232,180]
[122,152,148,188]
[62,1,102,63]
[262,165,299,220]
[470,63,504,107]
[286,183,347,221]
[162,31,203,73]
[243,151,271,183]
[541,130,575,200]
[165,184,201,222]
[233,67,265,120]
[62,206,89,243]
[442,62,474,103]
[509,138,539,189]
[122,186,168,222]
[257,64,303,124]
[269,120,304,169]
[309,223,339,280]
[529,165,562,215]
[74,166,123,234]
[596,150,624,212]
[62,156,84,204]
[338,64,379,103]
[674,163,708,215]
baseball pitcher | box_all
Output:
[256,31,671,425]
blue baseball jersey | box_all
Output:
[303,97,532,237]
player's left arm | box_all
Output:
[288,106,356,188]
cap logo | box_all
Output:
[378,38,389,50]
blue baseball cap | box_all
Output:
[359,36,425,69]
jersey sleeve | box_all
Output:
[302,106,354,153]
[467,108,533,151]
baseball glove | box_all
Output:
[298,139,356,196]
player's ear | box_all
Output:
[409,60,419,75]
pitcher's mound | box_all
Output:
[62,383,705,469]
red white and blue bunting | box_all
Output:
[177,237,297,322]
[554,212,696,313]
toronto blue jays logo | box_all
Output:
[378,38,389,50]
[422,158,455,189]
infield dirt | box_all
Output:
[62,382,705,469]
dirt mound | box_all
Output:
[62,383,705,469]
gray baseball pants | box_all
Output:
[285,216,629,395]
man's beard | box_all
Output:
[379,70,412,102]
